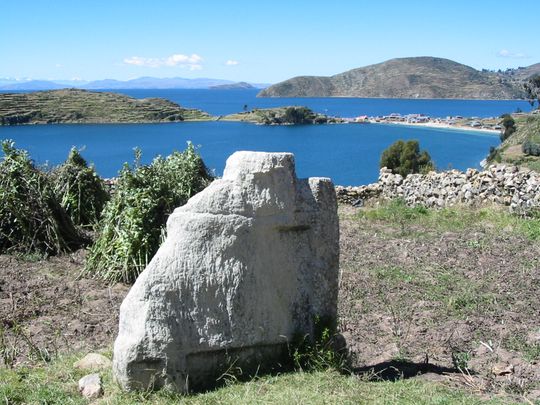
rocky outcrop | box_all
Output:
[336,165,540,213]
[113,151,339,393]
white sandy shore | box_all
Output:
[371,120,500,135]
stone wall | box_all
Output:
[336,165,540,213]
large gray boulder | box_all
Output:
[113,151,339,393]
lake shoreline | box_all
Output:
[372,120,501,135]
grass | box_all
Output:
[0,353,513,405]
[354,199,540,241]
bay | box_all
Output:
[0,119,498,186]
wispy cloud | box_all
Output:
[497,49,529,59]
[124,54,203,70]
[225,59,239,66]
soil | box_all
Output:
[0,251,129,364]
[1,204,539,401]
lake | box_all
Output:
[1,89,521,185]
[105,89,532,118]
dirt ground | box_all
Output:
[1,203,539,402]
[0,251,129,365]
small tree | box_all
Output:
[380,139,435,176]
[500,114,516,142]
[524,75,540,109]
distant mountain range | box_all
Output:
[0,77,270,91]
[258,57,540,99]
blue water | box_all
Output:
[107,89,532,118]
[0,120,498,186]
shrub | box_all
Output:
[380,140,435,176]
[522,140,540,156]
[85,143,213,283]
[500,114,516,142]
[51,147,109,227]
[0,141,87,255]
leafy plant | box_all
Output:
[290,316,347,373]
[85,143,213,283]
[380,139,435,176]
[451,350,471,372]
[0,140,87,255]
[51,147,109,226]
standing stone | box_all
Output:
[113,151,339,393]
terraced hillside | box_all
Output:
[0,89,211,125]
[493,113,540,172]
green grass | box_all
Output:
[504,333,540,363]
[355,199,540,241]
[0,354,513,405]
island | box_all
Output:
[221,106,342,125]
[209,81,255,90]
[0,89,211,125]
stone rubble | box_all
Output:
[336,165,540,213]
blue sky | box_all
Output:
[1,0,538,83]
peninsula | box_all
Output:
[258,57,538,99]
[0,89,211,125]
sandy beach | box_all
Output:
[371,119,500,135]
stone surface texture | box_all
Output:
[78,373,103,399]
[336,164,540,213]
[113,151,339,393]
[73,353,112,371]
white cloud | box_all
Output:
[225,59,239,66]
[497,49,529,59]
[124,53,203,70]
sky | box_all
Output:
[1,0,538,83]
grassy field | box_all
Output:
[0,353,513,405]
[1,201,540,403]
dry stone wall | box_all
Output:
[336,165,540,213]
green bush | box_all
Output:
[0,141,87,255]
[500,114,516,142]
[380,139,435,176]
[522,140,540,156]
[85,143,213,283]
[51,148,109,227]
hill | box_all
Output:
[210,81,255,90]
[258,57,531,99]
[0,89,211,125]
[491,112,540,172]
